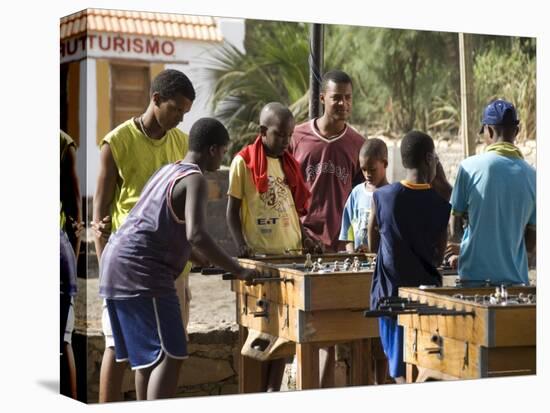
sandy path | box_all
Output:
[76,273,236,334]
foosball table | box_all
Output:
[227,252,379,391]
[374,285,536,381]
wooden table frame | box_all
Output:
[397,286,536,381]
[232,254,378,392]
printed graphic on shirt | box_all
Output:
[290,120,366,251]
[260,176,292,214]
[353,207,370,246]
[305,161,350,185]
[257,176,295,235]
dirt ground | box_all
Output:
[76,272,236,334]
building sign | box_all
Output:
[60,33,180,64]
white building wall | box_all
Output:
[85,59,99,199]
[76,60,88,199]
[217,18,246,53]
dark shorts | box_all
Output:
[106,294,188,369]
[379,317,405,378]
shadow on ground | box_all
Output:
[36,379,59,394]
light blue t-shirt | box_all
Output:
[339,183,374,250]
[451,151,536,285]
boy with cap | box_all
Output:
[448,99,536,285]
[368,131,450,383]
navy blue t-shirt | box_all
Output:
[370,182,451,309]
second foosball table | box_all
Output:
[390,285,536,381]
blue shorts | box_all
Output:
[106,295,188,370]
[379,317,405,378]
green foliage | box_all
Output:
[428,94,461,136]
[339,27,458,134]
[202,21,312,160]
[474,38,536,141]
[204,20,536,160]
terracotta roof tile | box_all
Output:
[60,8,223,42]
[126,18,136,33]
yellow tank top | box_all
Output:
[101,119,189,231]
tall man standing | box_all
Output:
[289,70,367,387]
[289,70,367,253]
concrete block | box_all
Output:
[178,356,235,386]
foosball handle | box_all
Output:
[201,267,225,275]
[222,273,236,280]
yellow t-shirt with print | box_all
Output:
[228,154,302,255]
[101,119,192,275]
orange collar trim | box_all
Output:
[400,180,431,190]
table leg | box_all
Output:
[351,338,373,386]
[296,343,319,389]
[406,363,418,384]
[238,326,266,393]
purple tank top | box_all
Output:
[99,162,201,298]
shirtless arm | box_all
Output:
[173,173,254,282]
[299,221,324,254]
[445,214,466,268]
[92,144,118,260]
[432,161,452,202]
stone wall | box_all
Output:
[79,327,240,403]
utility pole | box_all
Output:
[459,33,477,158]
[309,23,324,119]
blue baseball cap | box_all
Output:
[479,99,519,133]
